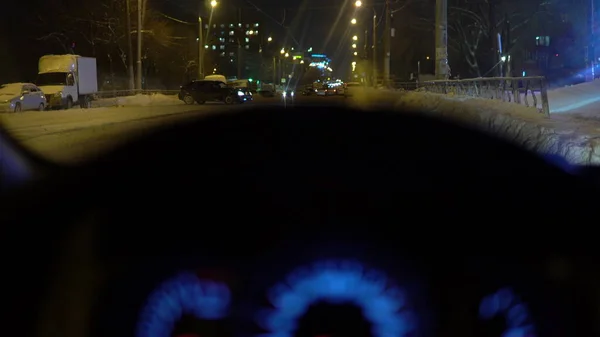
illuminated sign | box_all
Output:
[311,54,326,58]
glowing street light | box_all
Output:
[268,36,272,42]
[354,51,358,55]
[355,0,362,6]
[352,35,358,40]
[280,48,285,54]
[210,0,217,7]
[352,43,357,48]
[285,52,289,57]
[351,18,357,24]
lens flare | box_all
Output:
[479,288,535,337]
[136,272,231,337]
[256,260,416,337]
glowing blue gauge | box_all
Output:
[479,288,536,337]
[136,272,232,337]
[257,259,416,337]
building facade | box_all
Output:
[203,21,263,79]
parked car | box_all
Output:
[179,80,246,105]
[0,83,46,112]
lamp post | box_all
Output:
[354,0,378,86]
[198,0,217,80]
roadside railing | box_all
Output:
[419,76,550,116]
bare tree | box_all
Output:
[448,0,551,77]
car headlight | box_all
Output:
[237,91,244,96]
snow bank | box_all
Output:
[348,88,600,165]
[94,93,182,107]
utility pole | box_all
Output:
[136,0,143,90]
[272,56,277,86]
[126,0,135,90]
[198,15,204,79]
[383,0,391,87]
[372,11,377,86]
[434,0,448,79]
[237,8,243,79]
[590,0,596,80]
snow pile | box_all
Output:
[115,93,181,106]
[547,79,600,113]
[93,93,182,107]
[348,87,600,165]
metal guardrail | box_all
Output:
[418,77,550,117]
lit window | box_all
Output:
[254,23,259,27]
[219,37,225,43]
[220,45,225,50]
[229,52,235,56]
[220,24,225,28]
[229,23,234,27]
[213,24,216,28]
[255,30,258,35]
[220,52,225,57]
[238,23,242,27]
[212,45,216,50]
[246,24,249,28]
[245,37,249,43]
[245,45,249,49]
[229,31,234,36]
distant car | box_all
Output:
[0,83,46,112]
[344,82,362,98]
[316,85,337,96]
[301,84,315,95]
[282,89,295,98]
[231,86,253,101]
[179,80,246,104]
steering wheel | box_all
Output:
[1,107,597,337]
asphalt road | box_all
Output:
[0,94,351,164]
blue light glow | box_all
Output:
[257,260,416,337]
[479,288,535,337]
[136,272,231,337]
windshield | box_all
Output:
[0,0,596,173]
[0,84,21,95]
[36,72,67,86]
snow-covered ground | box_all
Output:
[93,93,182,107]
[348,87,600,165]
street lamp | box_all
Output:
[280,48,285,54]
[268,36,272,42]
[351,18,357,24]
[355,0,362,7]
[285,52,289,57]
[198,0,218,79]
[352,35,358,40]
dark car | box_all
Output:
[178,80,246,105]
[282,88,296,98]
[229,86,253,102]
[301,84,315,95]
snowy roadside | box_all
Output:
[348,88,600,165]
[93,93,182,107]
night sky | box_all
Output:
[1,0,373,81]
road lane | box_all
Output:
[0,94,353,164]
